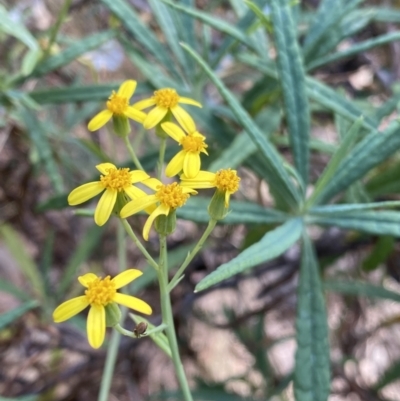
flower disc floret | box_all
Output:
[100,167,132,191]
[180,134,207,153]
[153,88,180,108]
[214,169,240,193]
[156,182,190,209]
[85,276,116,306]
[106,92,129,115]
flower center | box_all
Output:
[180,134,207,153]
[106,91,129,115]
[156,182,189,209]
[100,167,132,191]
[85,276,116,306]
[153,88,180,108]
[214,169,240,193]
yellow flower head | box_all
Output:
[68,163,150,226]
[53,269,152,349]
[180,169,240,207]
[88,80,146,131]
[161,122,208,178]
[120,178,197,240]
[132,88,202,131]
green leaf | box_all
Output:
[0,395,38,401]
[312,120,400,204]
[362,236,395,272]
[307,32,400,71]
[0,4,39,51]
[0,300,39,330]
[21,49,42,76]
[309,210,400,236]
[0,280,31,302]
[100,0,180,79]
[374,359,400,391]
[370,7,400,23]
[307,115,364,207]
[269,0,310,186]
[181,43,301,209]
[20,108,64,194]
[33,30,116,77]
[294,233,330,401]
[324,280,400,302]
[0,225,45,301]
[310,201,400,214]
[195,218,303,292]
[178,197,288,224]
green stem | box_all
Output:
[124,136,144,170]
[168,219,217,292]
[121,219,159,271]
[158,235,193,401]
[158,137,166,180]
[98,221,126,401]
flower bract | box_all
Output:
[53,269,152,349]
[68,163,150,226]
[132,88,202,131]
[161,122,208,178]
[88,80,146,131]
[120,179,196,240]
[180,169,240,207]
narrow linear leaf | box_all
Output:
[20,108,64,194]
[309,210,400,237]
[308,32,400,71]
[310,201,400,214]
[178,197,288,224]
[181,43,301,208]
[370,7,400,23]
[0,280,31,302]
[100,0,180,79]
[324,280,400,302]
[0,225,45,300]
[313,120,400,205]
[294,233,330,401]
[0,301,39,330]
[308,116,364,206]
[374,359,400,391]
[195,218,303,292]
[362,235,395,272]
[33,30,116,77]
[269,0,310,186]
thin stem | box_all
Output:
[168,219,217,292]
[124,136,144,171]
[158,137,166,180]
[98,221,126,401]
[158,235,193,401]
[121,219,159,271]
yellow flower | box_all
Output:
[88,80,146,131]
[53,270,152,349]
[120,179,196,240]
[68,163,150,226]
[132,88,202,131]
[161,122,208,178]
[180,169,240,207]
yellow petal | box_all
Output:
[68,182,104,206]
[124,186,148,200]
[94,189,117,226]
[181,187,197,195]
[181,170,215,182]
[87,305,106,349]
[120,195,158,218]
[161,122,186,142]
[171,105,196,133]
[132,98,156,110]
[143,106,168,129]
[88,109,113,131]
[117,80,137,99]
[96,162,117,175]
[225,191,232,207]
[112,269,143,289]
[53,296,89,323]
[165,150,186,177]
[113,293,152,315]
[129,170,150,183]
[178,97,202,107]
[143,204,169,241]
[78,273,98,287]
[142,177,162,191]
[124,106,146,123]
[183,152,201,179]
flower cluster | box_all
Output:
[53,81,241,349]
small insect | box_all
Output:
[133,322,148,338]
